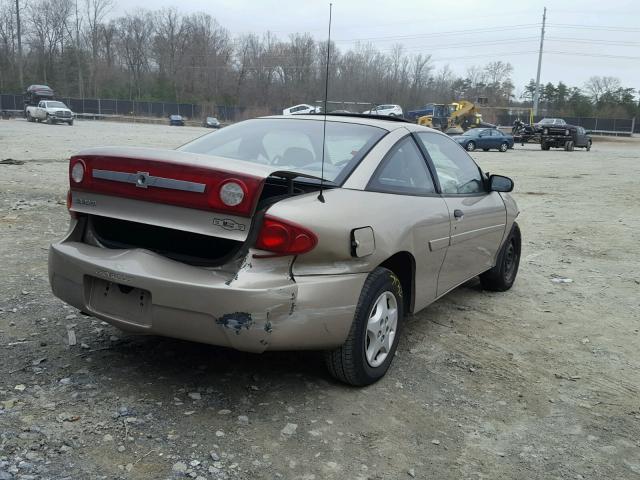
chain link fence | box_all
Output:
[0,93,273,122]
[496,112,638,135]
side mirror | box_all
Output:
[489,174,514,192]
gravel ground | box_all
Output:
[1,118,639,480]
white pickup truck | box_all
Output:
[25,100,74,125]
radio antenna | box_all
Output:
[318,2,332,203]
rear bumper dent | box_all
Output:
[49,242,365,352]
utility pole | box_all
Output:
[15,0,23,88]
[532,6,546,117]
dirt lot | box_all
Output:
[1,118,639,480]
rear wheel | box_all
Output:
[499,142,509,152]
[324,267,403,386]
[26,112,34,122]
[586,140,591,151]
[466,141,476,152]
[480,223,521,292]
[541,141,550,151]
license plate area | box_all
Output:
[87,276,152,326]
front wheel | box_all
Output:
[480,223,521,292]
[586,140,591,151]
[68,120,74,126]
[499,142,509,152]
[46,116,53,125]
[466,141,476,152]
[324,267,404,386]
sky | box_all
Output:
[114,0,640,98]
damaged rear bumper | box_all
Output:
[48,241,366,353]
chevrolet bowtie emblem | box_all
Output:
[135,172,149,188]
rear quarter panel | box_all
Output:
[266,187,451,310]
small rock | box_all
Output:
[188,392,201,400]
[431,439,440,445]
[281,423,298,436]
[31,357,46,366]
[238,415,249,425]
[217,409,231,415]
[117,445,126,452]
[210,452,220,461]
[103,434,114,442]
[21,290,29,295]
[59,378,72,385]
[80,343,90,349]
[189,460,200,467]
[215,430,225,437]
[408,468,416,477]
[14,384,26,392]
[172,462,188,473]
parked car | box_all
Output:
[169,114,185,126]
[454,128,514,152]
[50,115,521,386]
[541,124,592,151]
[25,100,74,125]
[282,104,319,115]
[363,104,403,117]
[203,116,221,128]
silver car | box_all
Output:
[49,115,521,386]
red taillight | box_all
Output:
[255,216,317,256]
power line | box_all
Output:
[546,36,640,46]
[546,23,640,32]
[333,24,541,43]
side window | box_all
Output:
[367,137,435,195]
[492,130,502,136]
[416,132,485,195]
[38,101,44,108]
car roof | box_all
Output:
[260,114,446,135]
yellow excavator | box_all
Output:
[417,100,493,133]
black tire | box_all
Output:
[26,112,34,122]
[480,223,521,292]
[68,120,74,126]
[46,115,53,125]
[564,140,574,152]
[586,140,591,151]
[541,141,550,151]
[324,267,404,386]
[499,142,509,152]
[466,141,476,152]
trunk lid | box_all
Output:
[69,146,321,243]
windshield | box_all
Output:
[178,118,387,183]
[46,101,67,108]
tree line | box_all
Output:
[0,0,638,119]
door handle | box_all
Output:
[453,209,464,219]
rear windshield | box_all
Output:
[179,118,387,184]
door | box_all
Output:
[366,135,450,310]
[476,129,492,149]
[415,132,507,296]
[490,129,504,148]
[575,127,587,147]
